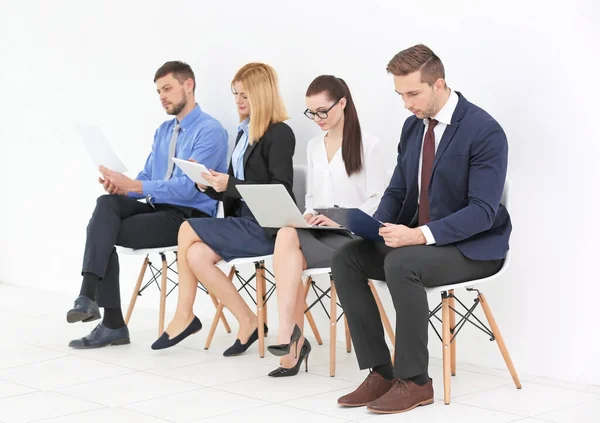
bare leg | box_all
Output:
[187,244,258,343]
[273,227,307,368]
[280,282,307,368]
[164,222,203,337]
[165,221,257,342]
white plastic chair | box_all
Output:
[119,200,231,337]
[204,165,308,357]
[372,178,521,404]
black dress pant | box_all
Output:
[82,194,205,308]
[330,240,503,379]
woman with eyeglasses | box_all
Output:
[266,75,388,377]
[151,63,295,355]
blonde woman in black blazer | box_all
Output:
[152,63,295,355]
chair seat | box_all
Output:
[217,254,273,267]
[302,267,332,278]
[117,245,178,255]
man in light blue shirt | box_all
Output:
[66,61,228,349]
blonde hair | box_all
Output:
[232,62,289,143]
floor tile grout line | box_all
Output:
[0,354,72,373]
[142,366,281,388]
[116,386,206,408]
[19,344,150,372]
[7,366,142,392]
[280,400,373,421]
[447,400,532,418]
[26,405,110,423]
[45,369,144,392]
[528,395,600,419]
[452,386,600,419]
[448,381,513,399]
[182,403,275,422]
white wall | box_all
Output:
[1,0,599,385]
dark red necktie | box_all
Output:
[418,119,438,226]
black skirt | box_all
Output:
[296,228,356,268]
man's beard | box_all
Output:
[168,93,187,116]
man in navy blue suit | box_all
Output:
[331,44,511,414]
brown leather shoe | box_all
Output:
[338,371,397,407]
[367,378,434,414]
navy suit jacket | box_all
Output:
[374,92,511,261]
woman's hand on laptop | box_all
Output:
[307,214,341,227]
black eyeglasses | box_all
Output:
[304,98,341,120]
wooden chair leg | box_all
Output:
[262,267,268,334]
[204,267,236,350]
[303,277,323,345]
[205,303,224,350]
[449,289,457,376]
[369,280,396,345]
[158,253,168,336]
[478,293,522,389]
[256,262,266,358]
[344,314,352,353]
[125,256,149,325]
[442,293,452,405]
[209,292,231,333]
[330,278,337,377]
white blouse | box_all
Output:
[304,132,388,217]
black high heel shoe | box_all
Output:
[267,324,302,358]
[268,339,311,377]
[151,316,202,350]
[223,323,269,357]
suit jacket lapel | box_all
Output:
[243,141,256,170]
[407,124,423,192]
[431,92,468,176]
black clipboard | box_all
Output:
[314,207,384,242]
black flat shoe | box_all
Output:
[223,323,268,357]
[66,295,101,323]
[68,323,130,349]
[267,324,302,357]
[268,339,311,377]
[151,316,202,350]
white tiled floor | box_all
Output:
[1,283,599,423]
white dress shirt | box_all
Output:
[419,90,459,245]
[304,132,388,217]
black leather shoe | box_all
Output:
[66,295,101,323]
[68,323,130,349]
[268,339,311,377]
[223,324,269,357]
[151,316,202,350]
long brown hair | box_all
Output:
[232,63,289,143]
[306,75,363,176]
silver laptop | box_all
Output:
[236,184,346,230]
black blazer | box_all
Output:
[202,121,296,223]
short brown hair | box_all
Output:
[386,44,445,86]
[154,61,196,93]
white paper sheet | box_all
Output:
[172,157,213,186]
[77,123,128,173]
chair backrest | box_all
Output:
[501,177,511,211]
[293,164,307,212]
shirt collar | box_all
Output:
[424,90,459,127]
[177,104,202,131]
[238,117,250,134]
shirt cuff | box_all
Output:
[141,180,157,197]
[420,225,436,245]
[303,209,317,216]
